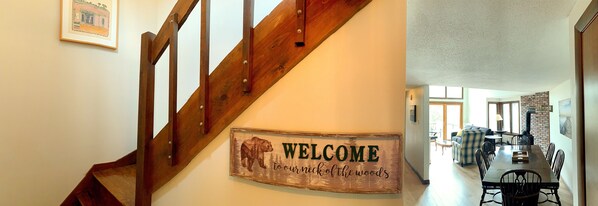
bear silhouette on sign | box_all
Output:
[240,136,273,172]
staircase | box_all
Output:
[61,0,371,205]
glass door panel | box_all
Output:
[430,105,444,140]
[430,103,463,140]
[446,105,462,140]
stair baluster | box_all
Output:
[199,0,210,134]
[242,0,254,93]
[296,0,306,46]
[168,13,180,166]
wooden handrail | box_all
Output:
[150,0,199,65]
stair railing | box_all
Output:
[136,0,307,205]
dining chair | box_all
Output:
[511,135,530,145]
[541,149,565,205]
[500,169,542,206]
[475,149,500,205]
[546,143,556,167]
[482,141,495,168]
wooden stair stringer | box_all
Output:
[146,0,373,193]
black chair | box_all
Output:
[511,135,530,145]
[482,141,495,168]
[541,149,565,205]
[546,143,556,167]
[475,149,500,205]
[500,169,542,206]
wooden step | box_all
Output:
[93,165,136,206]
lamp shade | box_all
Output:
[496,114,503,121]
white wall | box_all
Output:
[0,0,158,205]
[549,80,574,192]
[152,0,407,205]
[568,0,592,205]
[405,87,430,181]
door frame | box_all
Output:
[429,102,463,140]
[575,1,597,204]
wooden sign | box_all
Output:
[230,128,402,194]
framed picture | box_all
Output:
[410,105,416,122]
[60,0,119,49]
[559,99,572,138]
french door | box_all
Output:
[430,102,463,140]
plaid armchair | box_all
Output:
[453,130,485,166]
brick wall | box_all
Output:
[520,91,550,153]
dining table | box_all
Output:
[482,145,560,204]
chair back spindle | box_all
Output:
[546,143,556,166]
[500,169,542,206]
[482,141,495,168]
[475,149,487,181]
[552,149,565,180]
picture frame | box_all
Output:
[559,99,572,138]
[60,0,119,49]
[410,105,417,122]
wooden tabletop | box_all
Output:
[482,145,559,188]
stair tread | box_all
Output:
[93,165,136,206]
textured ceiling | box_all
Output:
[407,0,576,92]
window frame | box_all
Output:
[430,102,464,140]
[487,101,521,134]
[429,86,464,99]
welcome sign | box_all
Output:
[230,128,402,194]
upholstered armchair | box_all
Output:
[453,130,485,166]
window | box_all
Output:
[488,103,498,131]
[488,101,520,134]
[429,85,463,99]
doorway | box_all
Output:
[575,1,598,204]
[429,102,463,140]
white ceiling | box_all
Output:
[407,0,577,92]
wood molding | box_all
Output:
[405,158,429,185]
[575,0,598,32]
[574,1,598,204]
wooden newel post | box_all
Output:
[136,31,156,206]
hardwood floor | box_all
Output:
[403,143,573,205]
